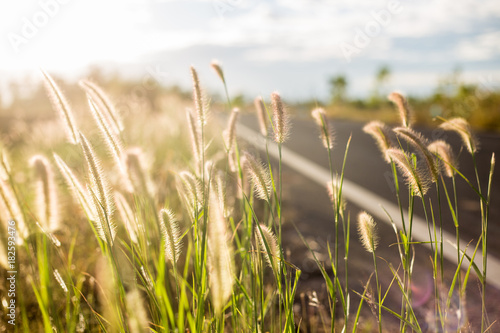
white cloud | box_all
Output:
[455,31,500,61]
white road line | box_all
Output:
[237,123,500,290]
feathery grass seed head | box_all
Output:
[427,140,457,178]
[79,80,123,135]
[208,190,234,314]
[394,127,439,182]
[190,66,208,126]
[386,148,430,197]
[87,98,125,177]
[357,211,378,253]
[254,96,268,136]
[159,208,182,265]
[124,148,152,195]
[41,70,79,144]
[439,118,478,154]
[0,178,28,244]
[115,192,139,243]
[186,108,202,166]
[53,153,94,220]
[125,289,149,333]
[271,91,290,143]
[79,132,115,244]
[311,108,334,149]
[30,155,59,232]
[243,152,272,201]
[255,224,280,271]
[388,92,412,128]
[210,60,225,84]
[223,108,239,151]
[363,121,393,163]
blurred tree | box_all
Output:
[329,75,347,104]
[369,65,391,105]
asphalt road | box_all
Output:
[235,113,500,329]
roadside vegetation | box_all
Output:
[0,62,496,332]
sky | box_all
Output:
[1,0,500,102]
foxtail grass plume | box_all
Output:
[427,140,457,178]
[115,192,139,243]
[190,66,208,126]
[0,178,28,244]
[88,185,117,245]
[326,180,346,217]
[386,148,430,197]
[41,70,79,144]
[311,108,334,149]
[186,108,203,166]
[439,118,478,154]
[208,190,234,315]
[126,288,149,333]
[176,171,203,217]
[53,269,68,293]
[53,153,94,220]
[254,96,268,136]
[30,155,59,232]
[87,98,126,177]
[271,92,290,143]
[212,171,233,218]
[79,132,116,244]
[357,211,379,253]
[210,60,226,84]
[388,92,411,128]
[255,224,280,271]
[243,152,272,201]
[124,148,152,196]
[363,121,393,163]
[159,208,182,265]
[223,108,239,151]
[79,80,123,135]
[394,127,439,182]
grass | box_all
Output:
[0,64,496,332]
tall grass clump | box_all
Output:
[0,68,495,333]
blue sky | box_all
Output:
[1,0,499,101]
